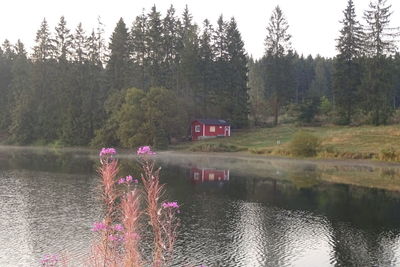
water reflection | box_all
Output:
[190,167,229,184]
[2,148,400,266]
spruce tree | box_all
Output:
[162,5,180,90]
[333,0,364,124]
[106,18,131,93]
[264,6,294,126]
[54,16,73,61]
[130,10,149,90]
[226,17,249,127]
[147,5,163,87]
[360,0,399,125]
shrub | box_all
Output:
[289,131,320,157]
[379,147,399,161]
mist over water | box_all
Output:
[1,147,400,266]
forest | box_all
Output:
[0,0,399,148]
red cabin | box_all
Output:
[190,167,230,184]
[191,119,231,141]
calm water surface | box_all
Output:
[1,147,400,266]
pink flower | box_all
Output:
[118,178,125,184]
[162,201,180,209]
[99,148,117,157]
[40,254,59,265]
[137,146,156,155]
[108,234,118,241]
[133,179,138,183]
[91,222,107,232]
[126,175,133,182]
[113,224,124,231]
[125,232,140,240]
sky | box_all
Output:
[1,0,399,59]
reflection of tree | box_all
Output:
[0,149,95,174]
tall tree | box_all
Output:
[130,10,149,90]
[9,41,33,144]
[0,40,14,130]
[360,0,399,125]
[225,17,249,127]
[162,5,180,90]
[333,0,365,124]
[73,22,88,63]
[178,5,200,100]
[147,5,163,87]
[264,6,294,126]
[54,16,73,61]
[106,18,131,93]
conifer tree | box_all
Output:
[226,17,249,127]
[360,0,399,125]
[264,6,294,126]
[130,10,149,90]
[333,0,364,124]
[73,22,88,63]
[147,5,163,87]
[54,16,73,61]
[106,18,130,93]
[178,5,200,100]
[162,5,180,90]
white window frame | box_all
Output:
[195,125,201,133]
[209,126,216,132]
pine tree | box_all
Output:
[333,0,364,124]
[106,18,131,93]
[130,10,149,90]
[147,5,163,87]
[199,19,215,116]
[360,0,399,125]
[54,16,73,61]
[73,23,88,63]
[264,6,294,126]
[9,41,34,144]
[0,40,14,130]
[162,5,180,90]
[178,5,200,100]
[226,17,249,127]
[32,18,55,61]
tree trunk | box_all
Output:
[273,97,279,126]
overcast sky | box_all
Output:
[1,0,399,59]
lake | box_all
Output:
[1,147,400,266]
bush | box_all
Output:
[289,131,320,157]
[379,147,399,161]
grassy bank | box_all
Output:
[173,125,400,162]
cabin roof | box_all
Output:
[194,119,230,126]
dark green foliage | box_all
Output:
[264,6,295,126]
[289,131,320,157]
[94,87,188,148]
[107,18,131,93]
[297,97,321,124]
[359,0,399,125]
[334,0,364,124]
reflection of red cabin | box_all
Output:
[191,119,231,141]
[190,167,230,183]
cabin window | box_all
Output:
[209,173,215,181]
[210,126,216,132]
[194,172,200,180]
[195,125,201,133]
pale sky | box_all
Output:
[1,0,399,59]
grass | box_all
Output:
[173,124,400,162]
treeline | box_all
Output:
[0,5,248,147]
[249,0,400,126]
[0,1,399,148]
